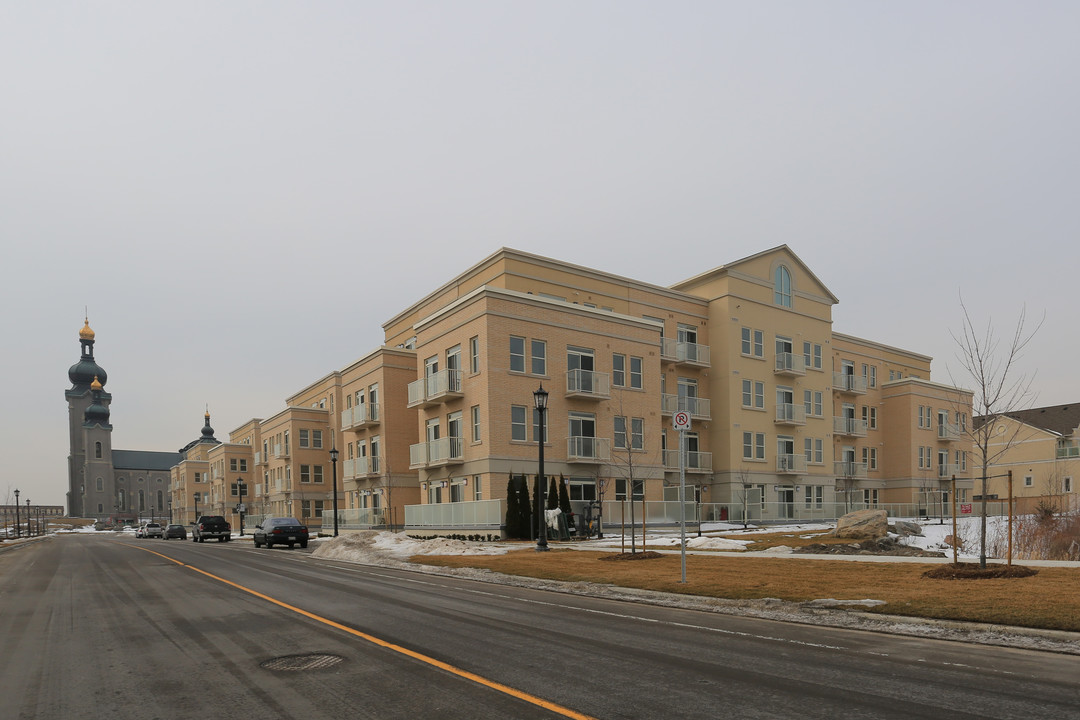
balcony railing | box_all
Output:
[937,422,961,441]
[832,372,868,394]
[834,460,868,478]
[776,454,807,474]
[342,456,381,480]
[662,449,713,472]
[661,393,711,419]
[833,416,869,437]
[774,353,806,376]
[407,369,463,408]
[273,444,289,459]
[341,403,381,431]
[325,507,387,531]
[405,499,503,529]
[775,403,806,425]
[565,369,611,400]
[409,437,464,468]
[254,452,266,466]
[567,436,611,463]
[660,338,711,367]
[1057,443,1080,459]
[938,464,965,478]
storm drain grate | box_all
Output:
[261,653,344,672]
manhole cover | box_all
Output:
[261,653,344,672]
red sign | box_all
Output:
[960,503,972,514]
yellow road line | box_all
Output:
[133,545,596,720]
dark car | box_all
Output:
[253,517,309,549]
[163,524,187,540]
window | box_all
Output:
[1024,475,1033,487]
[804,486,823,509]
[474,475,483,501]
[869,408,877,429]
[300,465,311,483]
[741,327,765,358]
[774,265,792,307]
[312,430,323,449]
[230,458,238,472]
[568,478,597,502]
[803,342,822,370]
[531,340,546,375]
[615,478,644,501]
[612,354,626,387]
[95,441,102,459]
[299,429,310,448]
[863,489,879,506]
[742,379,765,409]
[742,432,765,460]
[509,336,525,373]
[614,416,627,449]
[96,477,103,492]
[868,449,878,470]
[239,458,247,472]
[370,437,380,472]
[532,408,546,442]
[869,366,877,388]
[631,418,644,451]
[471,406,481,442]
[511,405,527,442]
[803,438,823,464]
[470,336,480,373]
[1065,477,1073,493]
[630,356,643,389]
[804,390,822,417]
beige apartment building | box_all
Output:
[169,245,986,533]
[973,404,1080,514]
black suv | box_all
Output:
[253,517,309,549]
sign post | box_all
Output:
[673,411,692,583]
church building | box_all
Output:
[65,319,181,522]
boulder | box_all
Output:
[889,520,924,537]
[829,509,888,540]
[944,534,964,549]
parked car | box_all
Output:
[253,517,309,549]
[143,522,164,538]
[163,524,187,540]
[134,524,146,538]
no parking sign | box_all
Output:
[673,411,691,431]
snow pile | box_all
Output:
[312,530,510,563]
[685,536,751,551]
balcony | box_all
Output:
[774,353,806,376]
[407,370,464,408]
[938,464,965,478]
[775,403,806,426]
[834,461,868,479]
[1057,442,1080,459]
[567,436,611,463]
[833,416,868,437]
[343,456,381,480]
[273,443,289,459]
[661,393,711,419]
[341,403,381,431]
[832,372,867,395]
[565,369,611,400]
[409,437,464,469]
[937,422,961,441]
[660,338,711,367]
[254,452,267,466]
[662,449,713,473]
[776,454,807,474]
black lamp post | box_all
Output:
[330,447,339,537]
[26,499,31,538]
[236,479,246,536]
[534,384,549,552]
[14,489,20,539]
[194,492,199,524]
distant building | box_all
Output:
[65,320,181,521]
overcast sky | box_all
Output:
[2,2,1077,508]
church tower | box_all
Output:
[66,318,112,517]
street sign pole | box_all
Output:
[673,411,691,583]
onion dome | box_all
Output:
[79,319,95,341]
[84,377,111,428]
[201,409,218,442]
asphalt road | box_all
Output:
[1,534,1078,720]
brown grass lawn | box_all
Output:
[417,548,1080,632]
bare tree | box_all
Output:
[605,391,662,554]
[949,297,1043,568]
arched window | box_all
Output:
[95,442,102,459]
[138,490,146,511]
[157,490,164,511]
[118,489,126,511]
[774,265,792,307]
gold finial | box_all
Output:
[79,316,95,341]
[91,375,103,391]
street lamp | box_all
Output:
[236,479,246,536]
[534,384,549,552]
[14,489,20,539]
[194,492,199,523]
[26,498,31,538]
[330,447,339,537]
